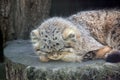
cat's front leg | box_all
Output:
[61,52,82,62]
[39,54,50,62]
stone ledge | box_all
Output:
[4,40,120,80]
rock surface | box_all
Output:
[4,40,120,80]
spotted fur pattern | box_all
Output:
[31,9,120,62]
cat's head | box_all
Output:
[30,17,80,60]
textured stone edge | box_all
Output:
[5,56,120,80]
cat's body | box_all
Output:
[30,9,120,62]
[69,10,120,46]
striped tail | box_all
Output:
[105,51,120,63]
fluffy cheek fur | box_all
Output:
[47,52,82,62]
[105,51,120,63]
[47,54,63,60]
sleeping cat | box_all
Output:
[30,9,120,62]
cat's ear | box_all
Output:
[30,29,41,51]
[30,29,40,38]
[30,29,40,44]
[62,28,80,40]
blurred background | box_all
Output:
[50,0,120,17]
[1,0,120,79]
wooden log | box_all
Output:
[4,40,120,80]
[0,0,51,43]
[0,63,6,80]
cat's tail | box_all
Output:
[95,46,120,63]
[83,46,120,63]
[105,51,120,63]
